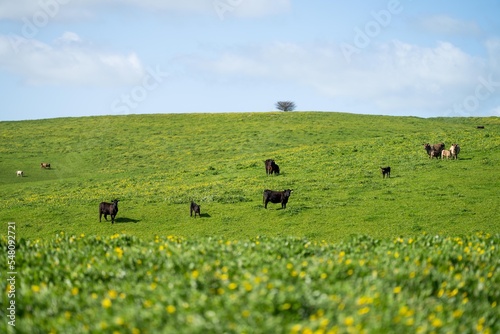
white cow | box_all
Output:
[16,170,24,177]
[441,150,452,159]
[450,144,461,160]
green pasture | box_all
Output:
[1,112,499,242]
[1,112,500,333]
[1,233,498,333]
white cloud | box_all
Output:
[485,38,500,71]
[55,31,82,45]
[0,33,145,86]
[189,39,498,115]
[492,106,500,116]
[225,0,291,18]
[417,15,481,36]
[0,0,291,20]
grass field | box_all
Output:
[2,233,499,333]
[1,112,499,333]
[1,112,499,242]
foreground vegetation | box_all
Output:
[1,232,498,333]
[1,112,499,242]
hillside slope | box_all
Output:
[1,112,499,241]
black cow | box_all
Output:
[264,159,280,175]
[190,201,201,218]
[263,189,292,209]
[99,199,119,224]
[271,161,280,175]
[380,166,391,178]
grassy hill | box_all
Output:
[1,112,499,242]
[2,112,500,333]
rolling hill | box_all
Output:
[1,112,499,242]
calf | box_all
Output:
[272,161,280,175]
[441,150,451,159]
[380,166,391,178]
[263,189,292,209]
[40,163,51,169]
[190,201,201,218]
[16,170,23,177]
[450,144,460,160]
[99,199,119,224]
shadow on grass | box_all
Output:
[191,213,211,218]
[114,217,141,224]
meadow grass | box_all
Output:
[1,112,499,242]
[1,112,500,333]
[1,233,498,333]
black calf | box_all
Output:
[380,166,391,178]
[190,201,201,218]
[99,199,119,224]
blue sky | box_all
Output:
[1,0,499,121]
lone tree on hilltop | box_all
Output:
[275,101,296,112]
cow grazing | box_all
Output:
[264,159,273,175]
[450,144,460,160]
[441,150,452,159]
[16,171,23,177]
[424,143,445,159]
[272,161,280,175]
[423,143,431,157]
[263,189,292,209]
[264,159,280,175]
[380,166,391,178]
[477,126,484,129]
[40,163,51,169]
[99,199,119,224]
[190,201,201,218]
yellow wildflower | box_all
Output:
[191,270,199,279]
[108,290,118,299]
[102,298,112,308]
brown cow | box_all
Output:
[424,143,445,159]
[40,163,51,168]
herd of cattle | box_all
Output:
[423,143,461,160]
[185,160,291,221]
[16,144,461,223]
[16,162,51,177]
[97,160,293,223]
[40,163,51,168]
